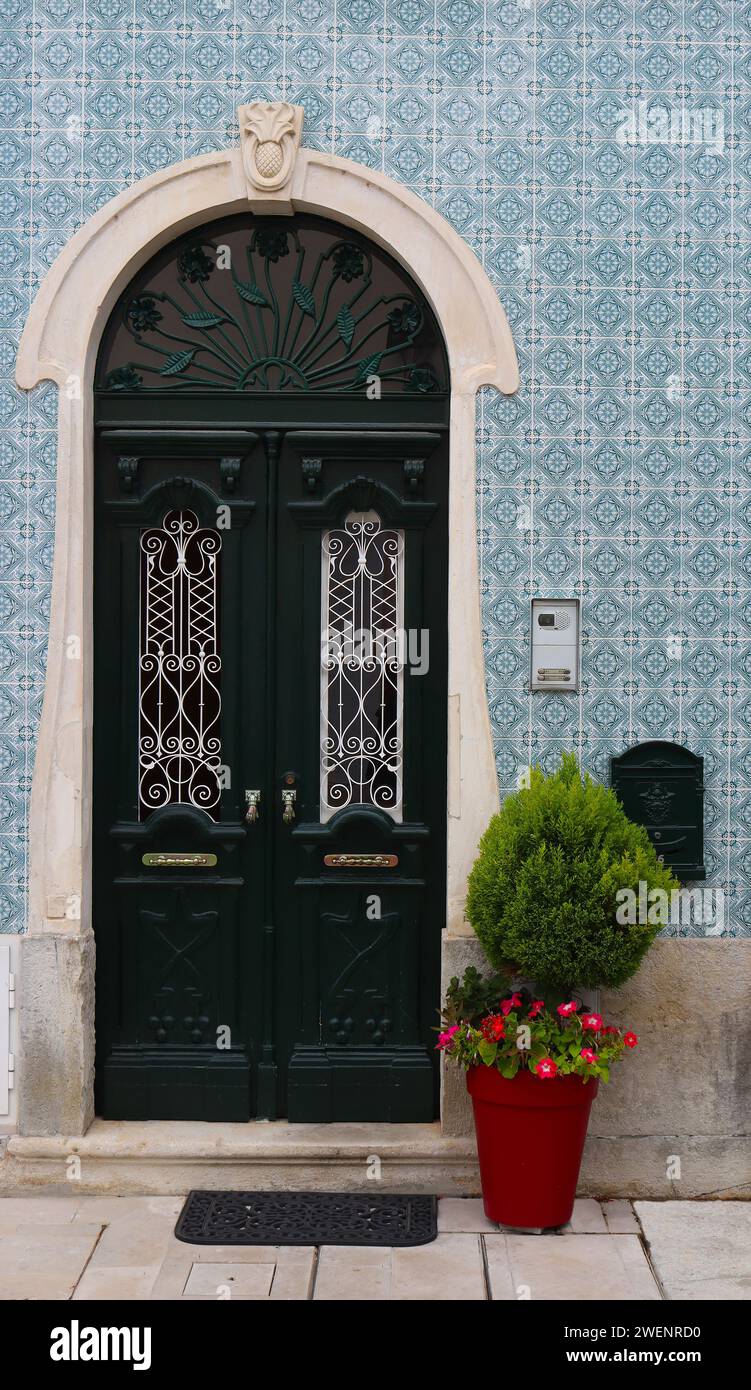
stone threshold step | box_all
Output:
[1,1120,480,1197]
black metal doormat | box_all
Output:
[175,1190,438,1247]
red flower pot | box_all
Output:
[467,1065,598,1229]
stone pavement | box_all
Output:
[0,1195,748,1300]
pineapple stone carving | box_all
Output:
[238,101,304,197]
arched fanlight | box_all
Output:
[96,214,447,397]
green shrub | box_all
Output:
[465,751,677,999]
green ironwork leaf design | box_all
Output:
[353,353,383,384]
[97,223,445,395]
[234,280,268,306]
[292,280,316,317]
[160,349,197,375]
[181,311,226,328]
[337,304,355,347]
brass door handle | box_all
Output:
[245,790,261,824]
[282,789,296,824]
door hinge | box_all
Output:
[7,1054,14,1089]
[7,972,15,1008]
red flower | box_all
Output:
[581,1013,603,1032]
[481,1014,505,1042]
[557,1001,578,1017]
[501,992,522,1017]
[580,1047,598,1064]
[529,999,545,1019]
[601,1025,619,1036]
[535,1058,558,1079]
[624,1032,638,1048]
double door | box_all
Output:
[93,427,447,1121]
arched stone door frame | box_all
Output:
[15,102,518,1135]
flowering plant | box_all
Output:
[438,973,637,1084]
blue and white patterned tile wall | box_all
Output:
[0,0,749,933]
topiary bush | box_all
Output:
[465,751,677,999]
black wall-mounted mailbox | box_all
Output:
[610,741,705,882]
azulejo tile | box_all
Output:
[0,6,747,934]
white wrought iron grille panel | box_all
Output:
[321,510,404,822]
[139,508,222,819]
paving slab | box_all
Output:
[635,1201,751,1300]
[495,1198,610,1236]
[184,1262,276,1298]
[392,1234,486,1300]
[567,1199,609,1234]
[70,1196,183,1224]
[175,1246,291,1269]
[486,1233,661,1301]
[84,1206,177,1268]
[437,1196,613,1235]
[0,1223,103,1300]
[602,1200,641,1235]
[3,1194,743,1302]
[313,1246,391,1300]
[72,1266,163,1301]
[0,1195,79,1225]
[314,1233,486,1300]
[151,1246,315,1300]
[437,1197,497,1233]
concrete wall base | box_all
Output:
[5,932,748,1200]
[440,932,751,1200]
[579,1136,751,1200]
[3,1123,747,1201]
[18,930,96,1137]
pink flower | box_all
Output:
[528,999,545,1019]
[624,1031,638,1048]
[580,1047,597,1065]
[501,991,522,1016]
[557,1001,578,1017]
[581,1013,603,1032]
[535,1058,558,1079]
[436,1025,459,1050]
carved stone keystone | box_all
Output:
[238,100,304,210]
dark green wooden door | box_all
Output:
[93,426,447,1121]
[93,434,267,1119]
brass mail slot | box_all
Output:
[142,852,217,867]
[323,853,399,869]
